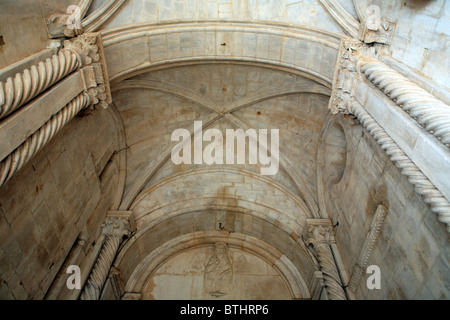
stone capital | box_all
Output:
[102,211,136,238]
[63,33,112,109]
[306,219,336,247]
[328,39,383,115]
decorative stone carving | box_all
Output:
[348,101,450,232]
[0,92,91,188]
[348,204,388,292]
[359,57,450,147]
[306,219,347,300]
[329,39,366,115]
[0,50,81,120]
[80,212,135,300]
[204,242,233,298]
[101,214,135,239]
[64,33,112,109]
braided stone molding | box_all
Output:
[359,58,450,147]
[348,205,388,292]
[0,92,90,188]
[348,100,450,231]
[306,219,347,300]
[0,50,81,120]
[80,214,134,300]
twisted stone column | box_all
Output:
[307,219,347,300]
[0,92,91,188]
[0,49,81,119]
[348,100,450,231]
[359,57,450,147]
[80,213,134,300]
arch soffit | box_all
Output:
[100,21,343,86]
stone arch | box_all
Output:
[120,231,311,299]
[101,21,342,86]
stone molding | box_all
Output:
[348,100,450,232]
[348,205,388,292]
[0,92,91,188]
[0,49,81,120]
[318,0,360,38]
[0,33,112,188]
[82,0,127,33]
[359,57,450,147]
[330,39,450,149]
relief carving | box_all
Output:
[204,242,233,298]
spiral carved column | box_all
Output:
[80,214,134,300]
[0,92,90,188]
[0,49,81,119]
[359,57,450,147]
[348,100,450,231]
[306,219,347,300]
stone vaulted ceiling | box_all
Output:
[0,0,449,301]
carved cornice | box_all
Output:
[0,50,81,120]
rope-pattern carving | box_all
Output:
[348,205,387,292]
[0,92,90,188]
[359,58,450,147]
[315,243,347,300]
[80,235,121,300]
[348,100,450,232]
[0,49,81,120]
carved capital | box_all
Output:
[329,39,380,115]
[102,212,135,239]
[306,219,336,247]
[64,33,112,109]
